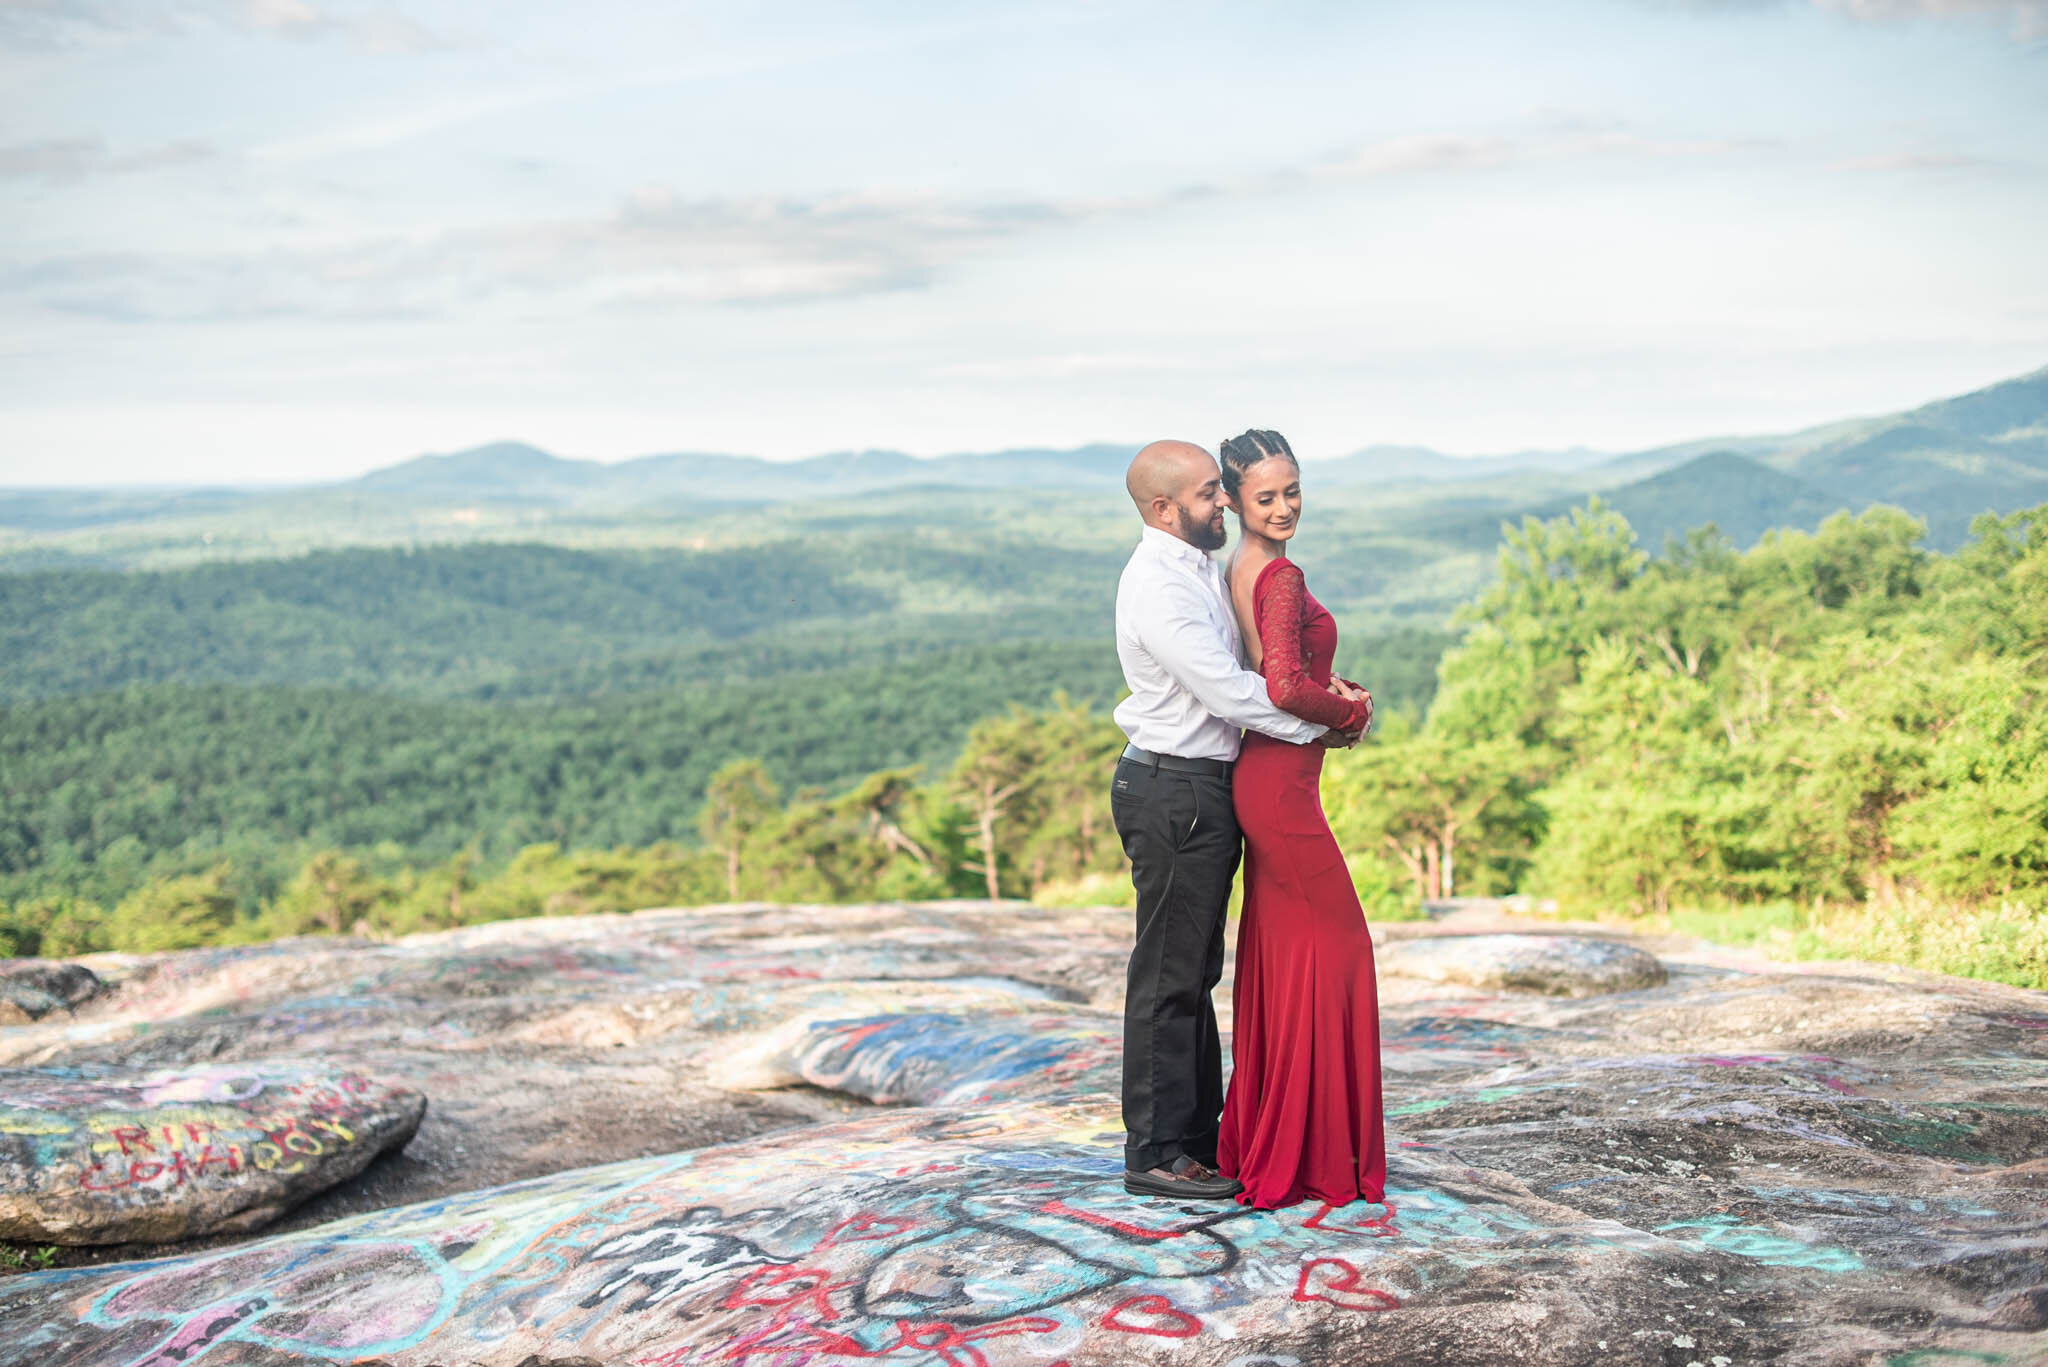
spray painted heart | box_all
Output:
[1292,1258,1400,1313]
[1100,1293,1202,1337]
[1303,1200,1399,1238]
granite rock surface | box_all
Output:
[0,1061,425,1244]
[1380,932,1669,996]
[0,900,2041,1366]
[0,961,102,1025]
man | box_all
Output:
[1111,439,1360,1200]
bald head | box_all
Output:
[1126,439,1228,550]
[1127,439,1215,509]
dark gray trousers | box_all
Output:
[1110,755,1241,1172]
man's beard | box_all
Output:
[1176,502,1228,552]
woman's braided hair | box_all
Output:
[1218,429,1297,501]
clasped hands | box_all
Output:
[1317,678,1373,749]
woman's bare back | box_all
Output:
[1228,546,1280,671]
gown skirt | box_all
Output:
[1217,728,1387,1209]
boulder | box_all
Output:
[0,1060,424,1244]
[1380,932,1667,995]
[0,959,102,1024]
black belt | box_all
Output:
[1120,743,1233,779]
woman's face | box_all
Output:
[1234,456,1302,544]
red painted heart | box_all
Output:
[1293,1258,1400,1313]
[722,1265,839,1318]
[1100,1293,1202,1338]
[1303,1199,1400,1237]
[815,1213,916,1248]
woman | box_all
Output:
[1214,428,1387,1210]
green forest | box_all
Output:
[3,497,2041,987]
[0,539,1121,700]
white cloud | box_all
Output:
[1309,120,1771,185]
[3,113,1782,324]
[1315,134,1517,179]
[1813,0,2048,41]
[0,0,449,51]
[0,115,1787,322]
[1838,148,1996,170]
[236,0,448,54]
[929,353,1208,381]
[0,136,215,183]
[0,187,1095,320]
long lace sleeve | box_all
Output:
[1256,561,1372,731]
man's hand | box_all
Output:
[1318,725,1363,749]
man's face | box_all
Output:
[1168,462,1228,552]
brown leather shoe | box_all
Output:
[1123,1155,1244,1200]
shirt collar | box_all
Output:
[1140,524,1217,571]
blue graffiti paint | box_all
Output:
[1656,1215,1864,1272]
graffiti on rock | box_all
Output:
[0,1062,425,1243]
[1,901,2044,1366]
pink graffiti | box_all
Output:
[135,1070,277,1105]
[94,1239,454,1358]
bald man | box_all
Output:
[1110,440,1351,1200]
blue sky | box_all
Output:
[2,0,2044,484]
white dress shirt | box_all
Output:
[1112,525,1327,761]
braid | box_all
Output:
[1218,429,1297,500]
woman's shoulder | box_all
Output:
[1228,547,1276,587]
[1252,554,1303,593]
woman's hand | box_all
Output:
[1328,678,1373,733]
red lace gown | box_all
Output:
[1217,556,1386,1209]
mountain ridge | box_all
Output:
[3,363,2043,548]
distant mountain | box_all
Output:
[353,441,612,503]
[1893,363,2048,441]
[0,487,255,533]
[1601,452,1845,551]
[344,436,1623,507]
[1770,368,2048,542]
[347,441,1136,506]
[1425,450,1846,553]
[1314,444,1615,486]
[1590,365,2048,542]
[4,364,2043,548]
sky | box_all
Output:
[1,0,2045,485]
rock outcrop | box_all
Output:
[0,960,101,1025]
[1380,932,1668,995]
[0,1061,426,1243]
[0,902,2042,1366]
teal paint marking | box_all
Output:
[1386,1084,1546,1118]
[1858,1113,2001,1165]
[77,1149,703,1366]
[1656,1215,1863,1272]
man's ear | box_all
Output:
[1146,495,1172,527]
